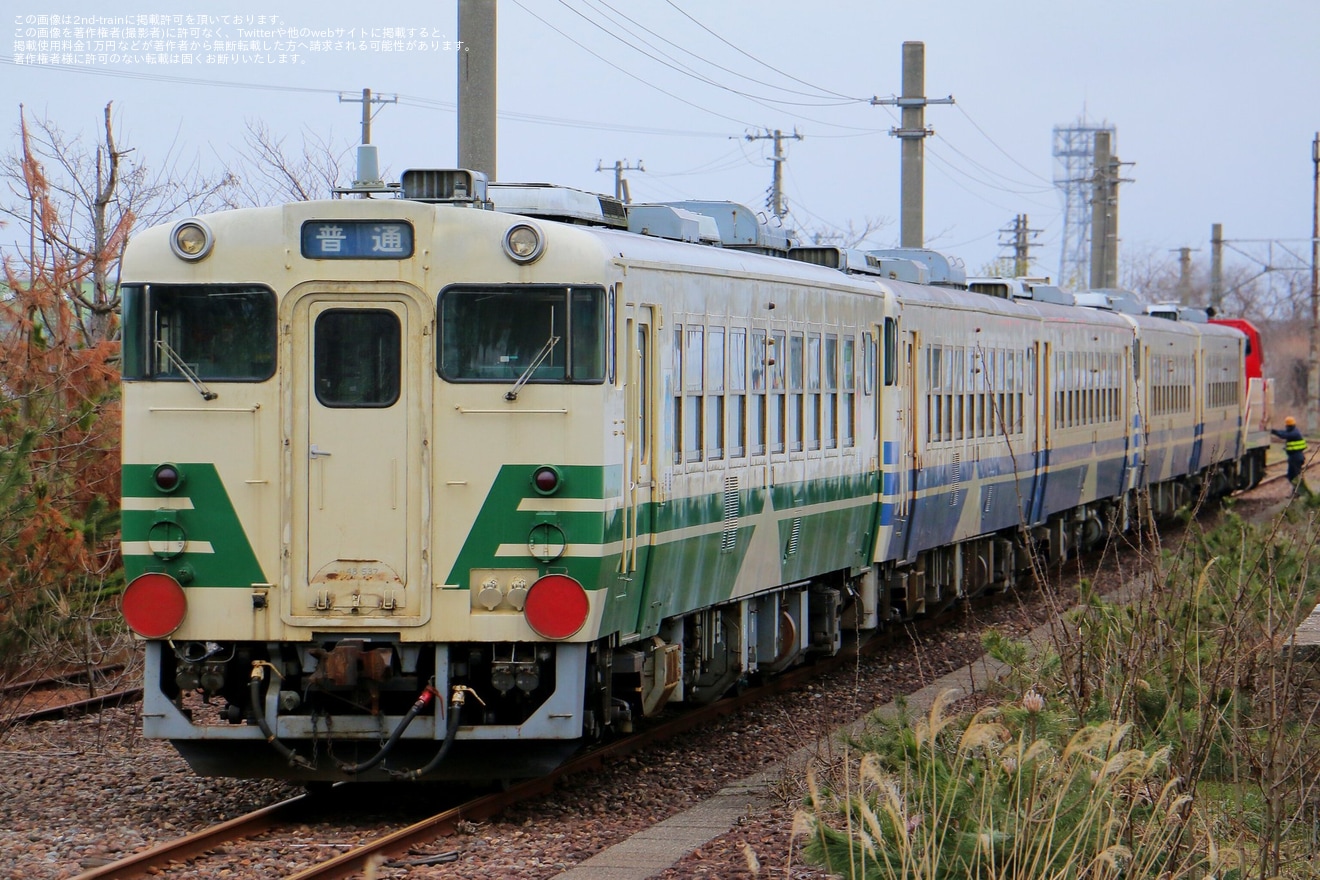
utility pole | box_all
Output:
[596,159,644,203]
[1210,223,1224,311]
[872,41,953,248]
[457,0,497,180]
[1053,119,1115,288]
[998,214,1039,277]
[744,129,803,221]
[1310,133,1320,433]
[1088,130,1131,289]
[1172,246,1198,306]
[338,87,396,187]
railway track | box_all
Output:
[1,664,142,725]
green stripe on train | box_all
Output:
[445,465,879,637]
[122,463,266,587]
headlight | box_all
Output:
[502,222,545,263]
[170,219,214,261]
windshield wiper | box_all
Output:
[505,335,560,401]
[156,338,218,400]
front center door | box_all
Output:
[287,295,427,625]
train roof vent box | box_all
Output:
[1146,302,1210,323]
[1089,288,1144,314]
[658,201,794,253]
[1073,291,1115,309]
[786,246,890,276]
[488,182,628,228]
[400,169,490,206]
[626,205,722,244]
[866,248,967,288]
[1024,284,1074,306]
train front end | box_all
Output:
[120,183,624,782]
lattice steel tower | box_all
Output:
[1053,119,1115,288]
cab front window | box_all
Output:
[438,285,605,384]
[121,284,277,381]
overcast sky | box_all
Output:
[6,0,1320,289]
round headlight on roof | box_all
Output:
[170,219,214,261]
[502,222,545,264]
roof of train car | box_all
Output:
[120,198,1259,354]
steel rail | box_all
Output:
[9,687,144,724]
[71,794,313,880]
[0,663,129,698]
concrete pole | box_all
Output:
[1105,147,1120,288]
[899,42,925,248]
[1210,223,1224,311]
[1089,131,1112,289]
[457,0,497,180]
[1014,214,1030,277]
[871,42,951,249]
[1177,247,1193,306]
[771,130,788,220]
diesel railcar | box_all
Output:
[118,170,1270,781]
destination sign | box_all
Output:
[300,220,414,259]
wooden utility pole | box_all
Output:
[872,42,953,248]
[458,0,497,179]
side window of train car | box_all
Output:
[728,329,747,458]
[862,331,875,396]
[749,329,767,456]
[806,332,822,452]
[769,330,787,454]
[788,333,805,453]
[684,325,704,463]
[120,284,277,382]
[824,334,838,450]
[671,327,683,465]
[706,327,725,461]
[841,335,855,447]
[883,318,897,386]
[437,285,606,384]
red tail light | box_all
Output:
[122,572,188,638]
[523,574,589,640]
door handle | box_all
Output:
[309,444,332,459]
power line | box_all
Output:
[508,0,760,129]
[575,0,863,106]
[663,0,860,102]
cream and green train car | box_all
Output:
[118,171,1270,782]
[118,175,912,781]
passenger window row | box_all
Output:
[672,323,862,465]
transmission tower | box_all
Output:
[1053,118,1115,287]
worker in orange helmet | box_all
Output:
[1271,415,1307,485]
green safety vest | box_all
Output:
[1287,437,1307,453]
